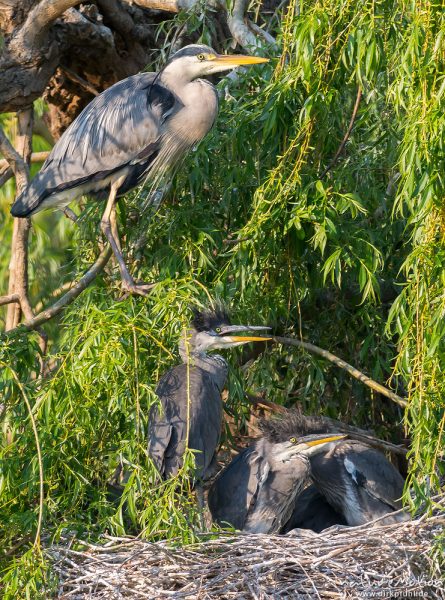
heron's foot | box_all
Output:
[119,279,156,299]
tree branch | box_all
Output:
[272,335,408,409]
[5,245,112,334]
[0,151,50,187]
[319,86,362,179]
[0,294,20,307]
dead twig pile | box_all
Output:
[49,502,445,599]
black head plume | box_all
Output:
[260,409,331,443]
[191,305,231,333]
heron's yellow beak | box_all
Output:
[227,336,272,342]
[306,435,347,447]
[213,54,269,66]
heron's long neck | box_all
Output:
[178,340,228,391]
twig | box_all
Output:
[319,86,362,179]
[272,335,408,409]
[1,363,44,548]
[4,245,112,334]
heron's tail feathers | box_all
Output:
[10,179,47,217]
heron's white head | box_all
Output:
[269,434,347,463]
[162,44,269,84]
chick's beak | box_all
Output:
[212,54,269,66]
[305,434,347,447]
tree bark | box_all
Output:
[5,110,34,330]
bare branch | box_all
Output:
[272,335,408,409]
[5,246,112,334]
[0,125,29,191]
[228,0,261,50]
[0,151,50,187]
[0,294,20,307]
[319,86,362,179]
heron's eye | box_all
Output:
[289,437,298,444]
[197,53,206,61]
[215,327,222,334]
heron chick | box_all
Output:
[11,46,269,296]
[148,307,271,482]
[208,419,346,534]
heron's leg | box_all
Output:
[63,207,78,223]
[100,179,154,297]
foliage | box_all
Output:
[0,0,444,596]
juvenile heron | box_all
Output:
[148,308,270,481]
[10,46,268,296]
[273,410,409,528]
[309,439,408,526]
[208,419,345,534]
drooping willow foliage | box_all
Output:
[0,1,443,596]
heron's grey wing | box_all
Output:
[189,371,223,479]
[208,446,264,530]
[12,73,176,215]
[148,365,187,478]
[341,443,405,511]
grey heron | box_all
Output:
[309,438,409,526]
[10,45,269,296]
[147,307,271,482]
[208,419,346,534]
[267,410,409,528]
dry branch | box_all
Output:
[4,245,112,335]
[272,335,408,408]
[48,501,445,599]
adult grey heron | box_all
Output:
[148,307,271,482]
[10,46,268,296]
[208,417,345,534]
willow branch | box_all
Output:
[5,246,112,334]
[319,86,362,179]
[2,363,44,547]
[272,336,407,409]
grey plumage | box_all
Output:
[271,410,409,527]
[148,308,270,480]
[10,45,268,295]
[310,440,408,526]
[208,427,346,534]
[281,484,346,533]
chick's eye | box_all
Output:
[197,53,206,61]
[215,327,222,333]
[289,437,297,444]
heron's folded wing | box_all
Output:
[14,73,176,213]
[343,444,405,511]
[208,446,264,530]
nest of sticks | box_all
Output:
[49,500,445,600]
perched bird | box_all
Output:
[148,307,271,482]
[10,45,268,296]
[309,439,408,526]
[208,416,345,534]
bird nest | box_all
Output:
[49,505,445,600]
